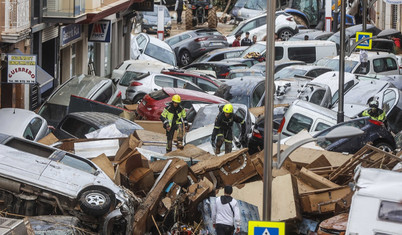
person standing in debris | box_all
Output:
[160,94,188,153]
[211,104,246,155]
[175,0,184,25]
[241,32,252,46]
[359,100,386,123]
[212,185,241,235]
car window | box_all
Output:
[310,89,326,105]
[197,31,222,36]
[136,34,147,51]
[211,54,225,61]
[286,113,313,134]
[23,117,43,140]
[275,47,284,60]
[225,51,242,59]
[232,109,246,138]
[315,122,330,132]
[288,47,316,63]
[354,61,370,74]
[154,75,174,87]
[174,74,195,83]
[176,79,188,89]
[94,84,112,103]
[305,68,332,78]
[240,19,257,33]
[382,89,397,114]
[378,200,402,224]
[166,36,180,46]
[256,16,266,27]
[144,43,176,66]
[252,82,265,107]
[149,89,169,100]
[119,71,148,86]
[180,34,191,40]
[197,78,218,92]
[373,57,398,73]
[60,117,97,139]
[61,153,97,174]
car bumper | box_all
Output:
[142,24,172,35]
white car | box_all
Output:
[115,60,174,99]
[226,11,299,44]
[0,108,50,141]
[130,33,177,67]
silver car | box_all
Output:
[0,133,137,234]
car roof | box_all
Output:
[344,51,398,61]
[291,99,339,120]
[64,112,138,128]
[282,64,333,71]
[163,87,228,102]
[143,33,173,52]
[218,76,265,95]
[202,46,248,56]
[126,60,173,73]
[0,108,45,137]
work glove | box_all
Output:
[210,139,216,149]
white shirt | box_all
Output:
[212,196,241,229]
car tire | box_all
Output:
[179,50,192,66]
[278,28,294,41]
[133,94,144,104]
[185,9,193,30]
[374,142,394,152]
[208,7,218,28]
[292,15,308,27]
[79,190,112,217]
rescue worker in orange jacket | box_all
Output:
[160,94,188,153]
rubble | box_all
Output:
[19,127,400,233]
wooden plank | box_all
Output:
[91,153,115,181]
[272,174,302,221]
[299,186,351,214]
[305,155,331,169]
[298,167,339,189]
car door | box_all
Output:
[40,152,99,196]
[131,34,148,59]
[377,88,402,134]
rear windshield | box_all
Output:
[119,71,148,86]
[149,89,169,100]
[196,31,222,36]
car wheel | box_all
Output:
[278,28,294,41]
[133,95,144,104]
[374,142,394,152]
[79,190,112,217]
[179,50,192,66]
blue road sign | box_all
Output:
[248,221,285,235]
[356,32,373,50]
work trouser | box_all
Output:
[215,128,233,155]
[166,124,184,153]
[215,224,235,235]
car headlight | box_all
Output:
[166,21,171,27]
[142,19,148,24]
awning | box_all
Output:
[11,49,54,94]
[36,66,54,94]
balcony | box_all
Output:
[0,0,31,43]
[43,0,87,24]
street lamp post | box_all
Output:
[275,126,364,169]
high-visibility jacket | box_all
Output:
[160,103,187,127]
[361,108,386,122]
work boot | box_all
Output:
[177,141,184,150]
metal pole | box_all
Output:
[362,0,367,31]
[337,0,345,123]
[263,0,276,221]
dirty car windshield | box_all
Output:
[119,71,148,86]
[240,43,266,58]
[144,44,176,66]
[275,68,307,80]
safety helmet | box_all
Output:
[172,94,181,103]
[223,104,233,114]
[369,100,379,108]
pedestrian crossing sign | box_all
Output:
[248,221,285,235]
[356,32,373,50]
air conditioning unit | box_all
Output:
[0,217,28,235]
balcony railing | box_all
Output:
[43,0,85,18]
[1,0,30,34]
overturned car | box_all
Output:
[0,133,139,234]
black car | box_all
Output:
[214,76,265,108]
[53,112,143,139]
[192,46,248,63]
[314,117,396,153]
[248,116,396,155]
[183,61,248,79]
[165,29,229,66]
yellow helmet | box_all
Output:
[172,94,181,103]
[223,104,233,113]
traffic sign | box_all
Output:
[356,32,373,50]
[248,221,285,235]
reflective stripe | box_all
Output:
[240,120,245,124]
[224,139,232,143]
[217,134,224,137]
[214,126,220,129]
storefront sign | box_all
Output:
[89,20,112,43]
[60,24,82,46]
[383,0,402,4]
[132,0,154,11]
[7,54,37,84]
